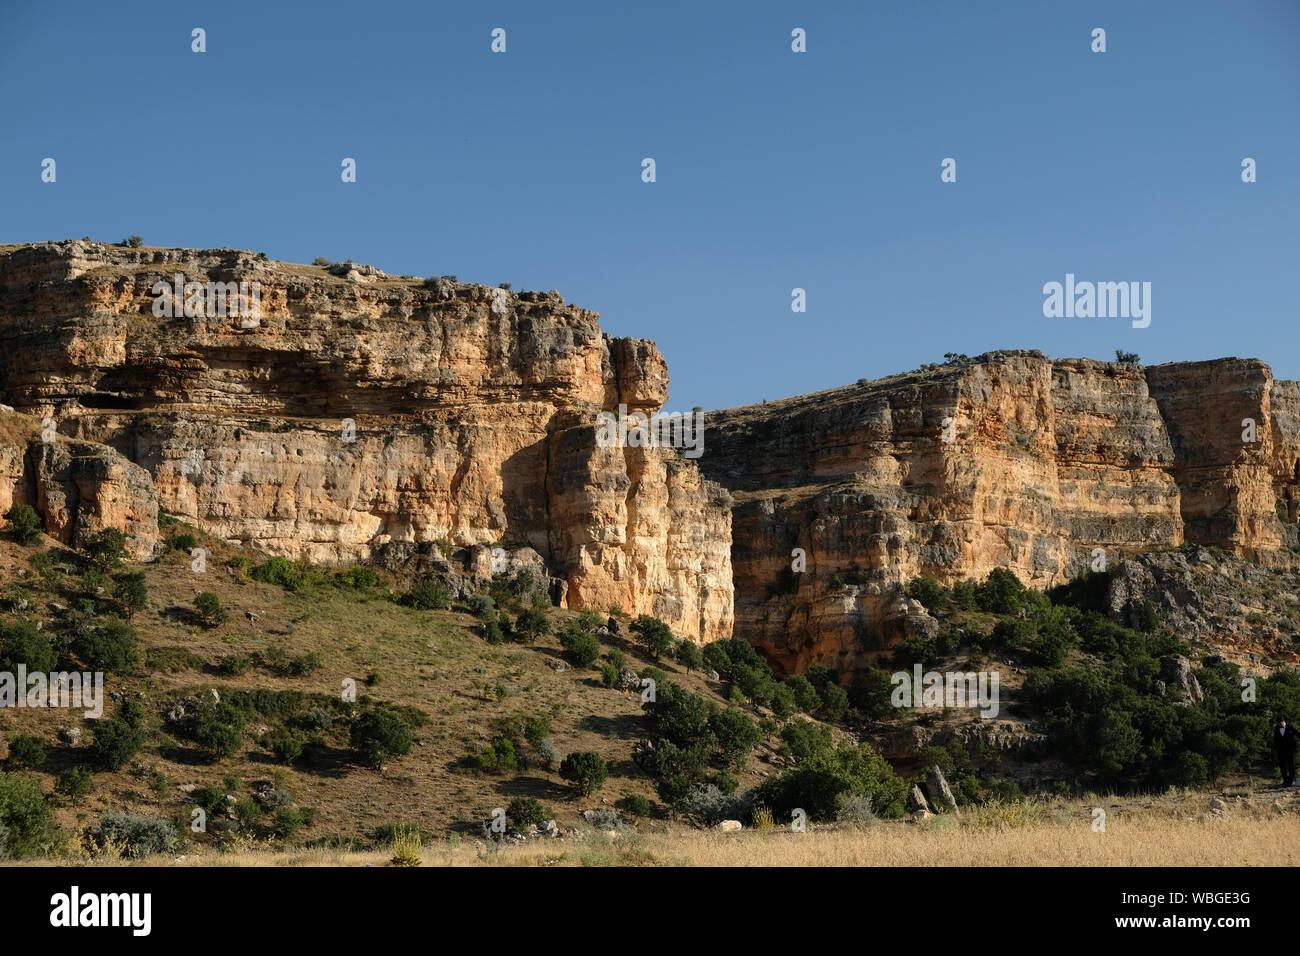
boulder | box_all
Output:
[165,696,200,726]
[926,764,960,816]
[1159,655,1204,705]
[715,820,742,832]
[909,783,931,814]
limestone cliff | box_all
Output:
[698,351,1299,674]
[0,241,732,643]
[2,242,1295,667]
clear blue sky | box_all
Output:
[2,0,1296,411]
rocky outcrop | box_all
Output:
[1146,359,1289,561]
[699,351,1299,675]
[0,241,731,642]
[0,409,159,558]
[3,242,1295,663]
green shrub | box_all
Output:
[271,806,314,838]
[770,684,796,718]
[192,785,228,818]
[71,618,139,672]
[233,798,260,828]
[0,771,55,857]
[615,794,652,817]
[521,717,550,748]
[28,549,60,589]
[171,532,198,551]
[191,700,245,760]
[607,647,627,671]
[5,504,43,546]
[55,766,93,800]
[147,766,169,799]
[559,751,608,796]
[816,683,850,722]
[847,668,895,720]
[218,654,253,676]
[976,568,1026,614]
[84,528,127,569]
[79,564,108,596]
[675,640,704,672]
[948,579,978,609]
[514,607,551,641]
[225,555,252,579]
[4,734,45,770]
[632,615,676,659]
[285,651,324,676]
[253,556,307,591]
[112,572,148,618]
[506,796,551,831]
[267,729,305,764]
[194,592,228,627]
[118,697,145,728]
[560,623,601,667]
[708,709,761,770]
[145,645,205,673]
[643,682,714,749]
[481,617,505,643]
[473,737,518,773]
[466,594,495,618]
[90,716,144,770]
[536,737,559,769]
[350,708,413,769]
[784,674,822,714]
[905,576,950,613]
[339,565,379,589]
[672,783,752,827]
[94,813,178,858]
[404,578,451,610]
[779,719,834,763]
[0,620,56,672]
[758,742,907,822]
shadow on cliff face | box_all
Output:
[498,436,555,558]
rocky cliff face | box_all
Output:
[698,351,1300,675]
[0,241,732,643]
[0,412,159,560]
[2,242,1294,668]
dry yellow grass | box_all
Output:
[12,795,1298,867]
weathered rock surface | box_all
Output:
[0,408,159,558]
[926,764,960,816]
[0,241,731,642]
[699,351,1299,674]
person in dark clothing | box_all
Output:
[1273,717,1297,787]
